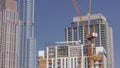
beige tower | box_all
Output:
[0,0,19,68]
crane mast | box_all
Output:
[72,0,97,68]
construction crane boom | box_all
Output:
[72,0,88,35]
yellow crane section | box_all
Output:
[72,0,97,68]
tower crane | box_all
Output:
[72,0,97,68]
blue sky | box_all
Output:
[34,0,120,68]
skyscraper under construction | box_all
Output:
[65,14,114,68]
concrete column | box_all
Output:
[46,47,49,68]
[55,46,57,68]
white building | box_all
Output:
[38,41,107,68]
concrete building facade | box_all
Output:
[65,14,114,68]
[0,0,19,68]
[38,41,107,68]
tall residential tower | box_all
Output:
[0,0,18,68]
[65,14,114,68]
[17,0,36,68]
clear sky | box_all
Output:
[34,0,120,68]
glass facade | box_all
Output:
[17,0,34,22]
[17,0,36,68]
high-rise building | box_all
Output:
[0,0,19,68]
[38,41,107,68]
[65,13,114,68]
[17,0,36,68]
